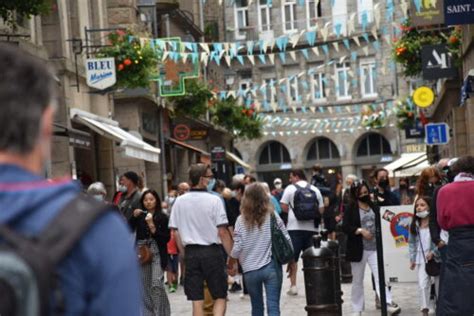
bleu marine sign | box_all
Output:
[444,0,474,25]
[85,58,116,90]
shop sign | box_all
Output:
[189,129,208,140]
[85,58,116,90]
[403,144,427,153]
[444,0,474,25]
[421,44,457,80]
[405,119,425,139]
[173,124,191,141]
[410,0,445,26]
[211,146,226,162]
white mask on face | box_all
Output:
[416,211,429,219]
[93,194,104,201]
[275,183,282,189]
[118,185,127,193]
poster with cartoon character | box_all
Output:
[381,205,417,283]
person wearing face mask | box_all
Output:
[415,167,442,199]
[372,168,400,207]
[118,171,142,223]
[408,196,439,316]
[342,181,401,315]
[271,178,284,201]
[87,182,108,202]
[393,177,415,205]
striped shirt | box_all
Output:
[231,213,291,273]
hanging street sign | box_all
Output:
[425,123,450,145]
[153,37,199,97]
[410,0,445,26]
[85,58,116,90]
[413,86,435,108]
[421,44,458,80]
[444,0,474,25]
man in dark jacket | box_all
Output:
[118,171,142,222]
[0,44,141,315]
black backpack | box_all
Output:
[0,195,109,316]
[291,184,320,221]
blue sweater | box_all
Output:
[0,164,141,315]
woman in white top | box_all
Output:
[229,182,291,316]
[408,196,440,316]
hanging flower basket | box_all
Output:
[97,30,158,89]
[394,99,416,129]
[361,105,387,129]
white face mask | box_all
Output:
[275,183,282,189]
[416,211,429,219]
[118,185,127,193]
[93,194,104,201]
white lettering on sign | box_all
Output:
[446,4,471,13]
[85,58,116,90]
[428,49,448,69]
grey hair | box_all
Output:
[87,182,107,196]
[0,44,57,154]
[345,174,358,181]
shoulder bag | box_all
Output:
[271,214,294,265]
[418,228,441,277]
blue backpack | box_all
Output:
[291,184,320,221]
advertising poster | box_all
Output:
[381,205,417,283]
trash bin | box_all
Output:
[302,234,342,316]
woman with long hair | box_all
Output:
[129,189,171,316]
[230,182,291,316]
[342,181,400,315]
[415,167,442,198]
[408,196,439,315]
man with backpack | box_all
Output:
[280,169,324,296]
[0,44,141,315]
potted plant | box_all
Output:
[167,79,213,118]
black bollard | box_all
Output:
[321,230,343,315]
[336,231,353,283]
[302,234,340,316]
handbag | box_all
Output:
[418,228,441,277]
[270,214,294,265]
[137,244,152,265]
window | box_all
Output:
[307,138,340,160]
[287,75,299,103]
[264,78,277,103]
[311,72,326,102]
[357,0,374,24]
[335,62,351,99]
[306,0,322,29]
[282,0,297,33]
[259,141,291,165]
[235,0,249,40]
[360,59,377,98]
[356,133,392,157]
[258,0,272,32]
[332,0,347,35]
[239,79,253,101]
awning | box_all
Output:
[226,152,252,170]
[53,123,92,150]
[168,138,210,156]
[70,108,160,163]
[384,152,429,177]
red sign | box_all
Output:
[173,124,190,141]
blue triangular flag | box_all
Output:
[334,23,342,37]
[322,44,329,55]
[279,52,286,63]
[343,39,350,50]
[247,41,254,54]
[236,55,244,65]
[301,49,309,60]
[258,54,266,64]
[306,31,317,46]
[362,33,369,43]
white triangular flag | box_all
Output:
[311,47,320,56]
[309,106,316,113]
[200,53,208,63]
[290,33,301,48]
[332,42,339,52]
[371,26,378,40]
[269,53,275,64]
[291,106,298,113]
[224,43,230,54]
[374,3,382,28]
[248,55,255,65]
[262,40,268,53]
[401,0,409,18]
[279,78,286,85]
[297,71,305,78]
[225,55,232,67]
[347,13,356,35]
[254,99,261,112]
[353,36,361,47]
[362,46,369,56]
[181,53,188,63]
[348,70,354,78]
[289,51,296,61]
[269,39,276,51]
[200,43,210,54]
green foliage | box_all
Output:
[167,79,213,118]
[211,98,263,140]
[394,99,416,129]
[0,0,50,28]
[97,30,158,89]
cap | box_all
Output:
[273,178,282,184]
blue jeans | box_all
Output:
[244,260,283,316]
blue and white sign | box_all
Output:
[85,58,116,90]
[425,123,450,145]
[444,0,474,25]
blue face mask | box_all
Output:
[207,178,216,192]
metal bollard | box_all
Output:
[336,231,353,283]
[321,230,343,315]
[302,234,340,316]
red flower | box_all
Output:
[116,30,126,37]
[124,59,132,66]
[118,64,124,71]
[449,36,458,44]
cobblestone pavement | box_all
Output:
[169,265,432,315]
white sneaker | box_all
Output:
[351,313,362,316]
[387,302,401,315]
[286,286,298,296]
[239,293,246,299]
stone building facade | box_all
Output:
[221,0,410,183]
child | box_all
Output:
[408,196,440,316]
[166,230,179,293]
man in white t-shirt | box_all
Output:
[169,164,233,316]
[280,169,324,296]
